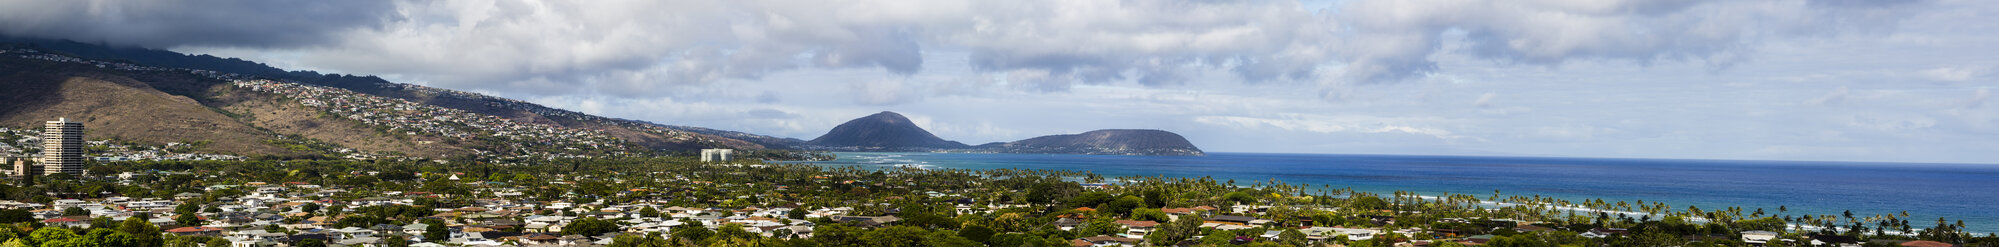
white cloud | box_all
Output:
[1966,88,1991,109]
[850,77,923,106]
[1807,86,1850,106]
[1922,65,1989,82]
[1325,0,1927,85]
[1191,115,1470,143]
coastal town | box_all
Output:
[0,113,1990,247]
[3,45,1997,247]
[0,153,1987,247]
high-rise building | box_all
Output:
[700,149,733,162]
[42,118,83,176]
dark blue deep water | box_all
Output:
[797,152,1999,232]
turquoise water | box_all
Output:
[795,152,1999,233]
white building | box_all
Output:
[700,149,733,162]
[43,118,84,175]
[1742,231,1780,244]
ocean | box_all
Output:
[793,152,1999,233]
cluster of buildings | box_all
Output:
[2,49,175,72]
[230,79,629,156]
[0,171,868,247]
[393,84,713,145]
[0,167,1406,247]
[1,120,242,178]
[2,118,84,177]
[79,140,243,162]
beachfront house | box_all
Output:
[1741,230,1780,244]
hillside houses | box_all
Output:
[231,79,631,156]
[6,47,644,159]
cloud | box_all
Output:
[1327,0,1929,86]
[1807,86,1851,106]
[850,77,922,105]
[1964,88,1990,109]
[6,0,1993,164]
[1847,114,1937,132]
[0,0,1937,101]
[0,0,397,48]
[743,108,800,119]
[1473,92,1498,107]
[1922,65,1989,82]
[1191,115,1471,142]
[754,91,782,104]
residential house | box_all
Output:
[1073,235,1142,247]
[42,217,88,228]
[1205,215,1261,226]
[1113,220,1158,237]
[167,226,228,237]
[1808,234,1862,247]
[1741,230,1780,245]
[1054,218,1085,231]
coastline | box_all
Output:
[794,151,1999,233]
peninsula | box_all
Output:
[805,111,1205,156]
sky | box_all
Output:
[1,0,1994,164]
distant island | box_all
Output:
[975,129,1204,156]
[805,111,1205,156]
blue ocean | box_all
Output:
[796,152,1999,233]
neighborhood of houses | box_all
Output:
[0,180,1398,247]
[2,127,243,169]
[0,179,1920,247]
[231,79,629,158]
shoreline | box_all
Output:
[795,152,1999,234]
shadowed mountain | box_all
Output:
[804,112,1204,156]
[807,111,970,151]
[0,38,802,152]
[0,52,421,157]
[976,129,1205,156]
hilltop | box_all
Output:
[806,111,970,151]
[806,112,1204,156]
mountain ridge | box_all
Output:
[975,129,1205,156]
[0,38,800,154]
[806,111,1204,156]
[0,41,794,159]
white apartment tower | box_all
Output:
[42,118,83,175]
[700,149,733,162]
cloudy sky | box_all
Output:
[3,0,1994,164]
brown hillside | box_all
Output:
[1,57,469,157]
[0,63,289,155]
[208,88,470,158]
[307,76,768,150]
